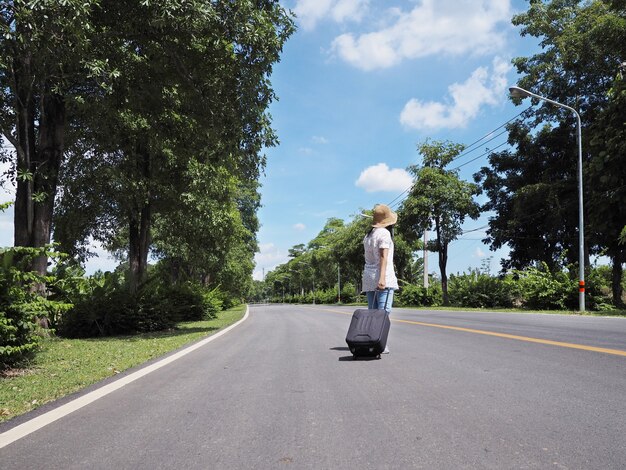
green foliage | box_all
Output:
[340,282,358,304]
[447,270,518,309]
[58,272,228,338]
[400,140,482,304]
[0,246,72,369]
[396,283,442,307]
[513,264,575,311]
[495,0,626,306]
[52,0,295,293]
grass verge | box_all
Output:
[337,302,626,317]
[0,304,246,424]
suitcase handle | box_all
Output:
[375,288,390,311]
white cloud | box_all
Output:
[253,243,289,280]
[400,57,511,130]
[331,0,512,70]
[298,147,314,155]
[474,247,486,258]
[312,135,329,144]
[294,0,369,31]
[293,223,306,231]
[355,163,412,193]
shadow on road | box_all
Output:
[331,346,381,361]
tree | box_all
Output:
[475,122,581,273]
[487,0,626,306]
[400,140,481,305]
[0,1,104,275]
[52,1,295,293]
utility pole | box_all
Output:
[423,229,429,288]
[337,266,341,303]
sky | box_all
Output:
[0,0,545,279]
[252,0,540,280]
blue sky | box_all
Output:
[1,0,545,278]
[253,0,539,280]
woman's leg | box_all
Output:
[366,291,376,309]
[376,289,394,315]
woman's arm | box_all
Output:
[378,247,389,290]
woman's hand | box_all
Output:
[377,279,386,290]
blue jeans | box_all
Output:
[366,289,394,315]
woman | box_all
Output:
[362,204,399,353]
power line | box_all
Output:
[387,107,531,210]
[452,107,530,158]
[450,140,509,171]
[462,224,488,234]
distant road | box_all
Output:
[2,304,625,469]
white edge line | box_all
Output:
[0,305,250,449]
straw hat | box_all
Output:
[371,204,397,228]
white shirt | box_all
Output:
[361,228,399,292]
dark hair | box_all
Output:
[366,224,394,239]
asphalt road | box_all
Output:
[1,304,626,469]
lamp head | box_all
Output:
[509,86,531,99]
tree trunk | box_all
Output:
[611,251,624,308]
[128,144,152,295]
[31,93,65,275]
[12,52,66,277]
[128,205,151,295]
[435,219,449,305]
[13,53,36,248]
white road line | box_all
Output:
[0,306,250,449]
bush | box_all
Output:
[58,274,226,338]
[59,278,177,338]
[514,264,576,310]
[202,287,224,318]
[1,245,72,369]
[396,283,442,307]
[584,265,615,310]
[340,282,358,304]
[448,270,518,308]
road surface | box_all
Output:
[1,304,625,469]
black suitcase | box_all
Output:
[345,292,390,359]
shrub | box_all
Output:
[448,270,518,308]
[1,245,71,368]
[396,283,442,307]
[202,287,224,319]
[59,286,173,338]
[584,265,614,310]
[59,271,232,338]
[340,282,357,304]
[514,264,575,310]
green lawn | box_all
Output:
[0,305,246,423]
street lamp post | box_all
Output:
[509,85,585,311]
[337,265,341,304]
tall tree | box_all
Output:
[400,140,481,305]
[481,0,626,305]
[53,1,294,292]
[475,122,580,273]
[0,0,102,275]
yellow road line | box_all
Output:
[308,306,626,357]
